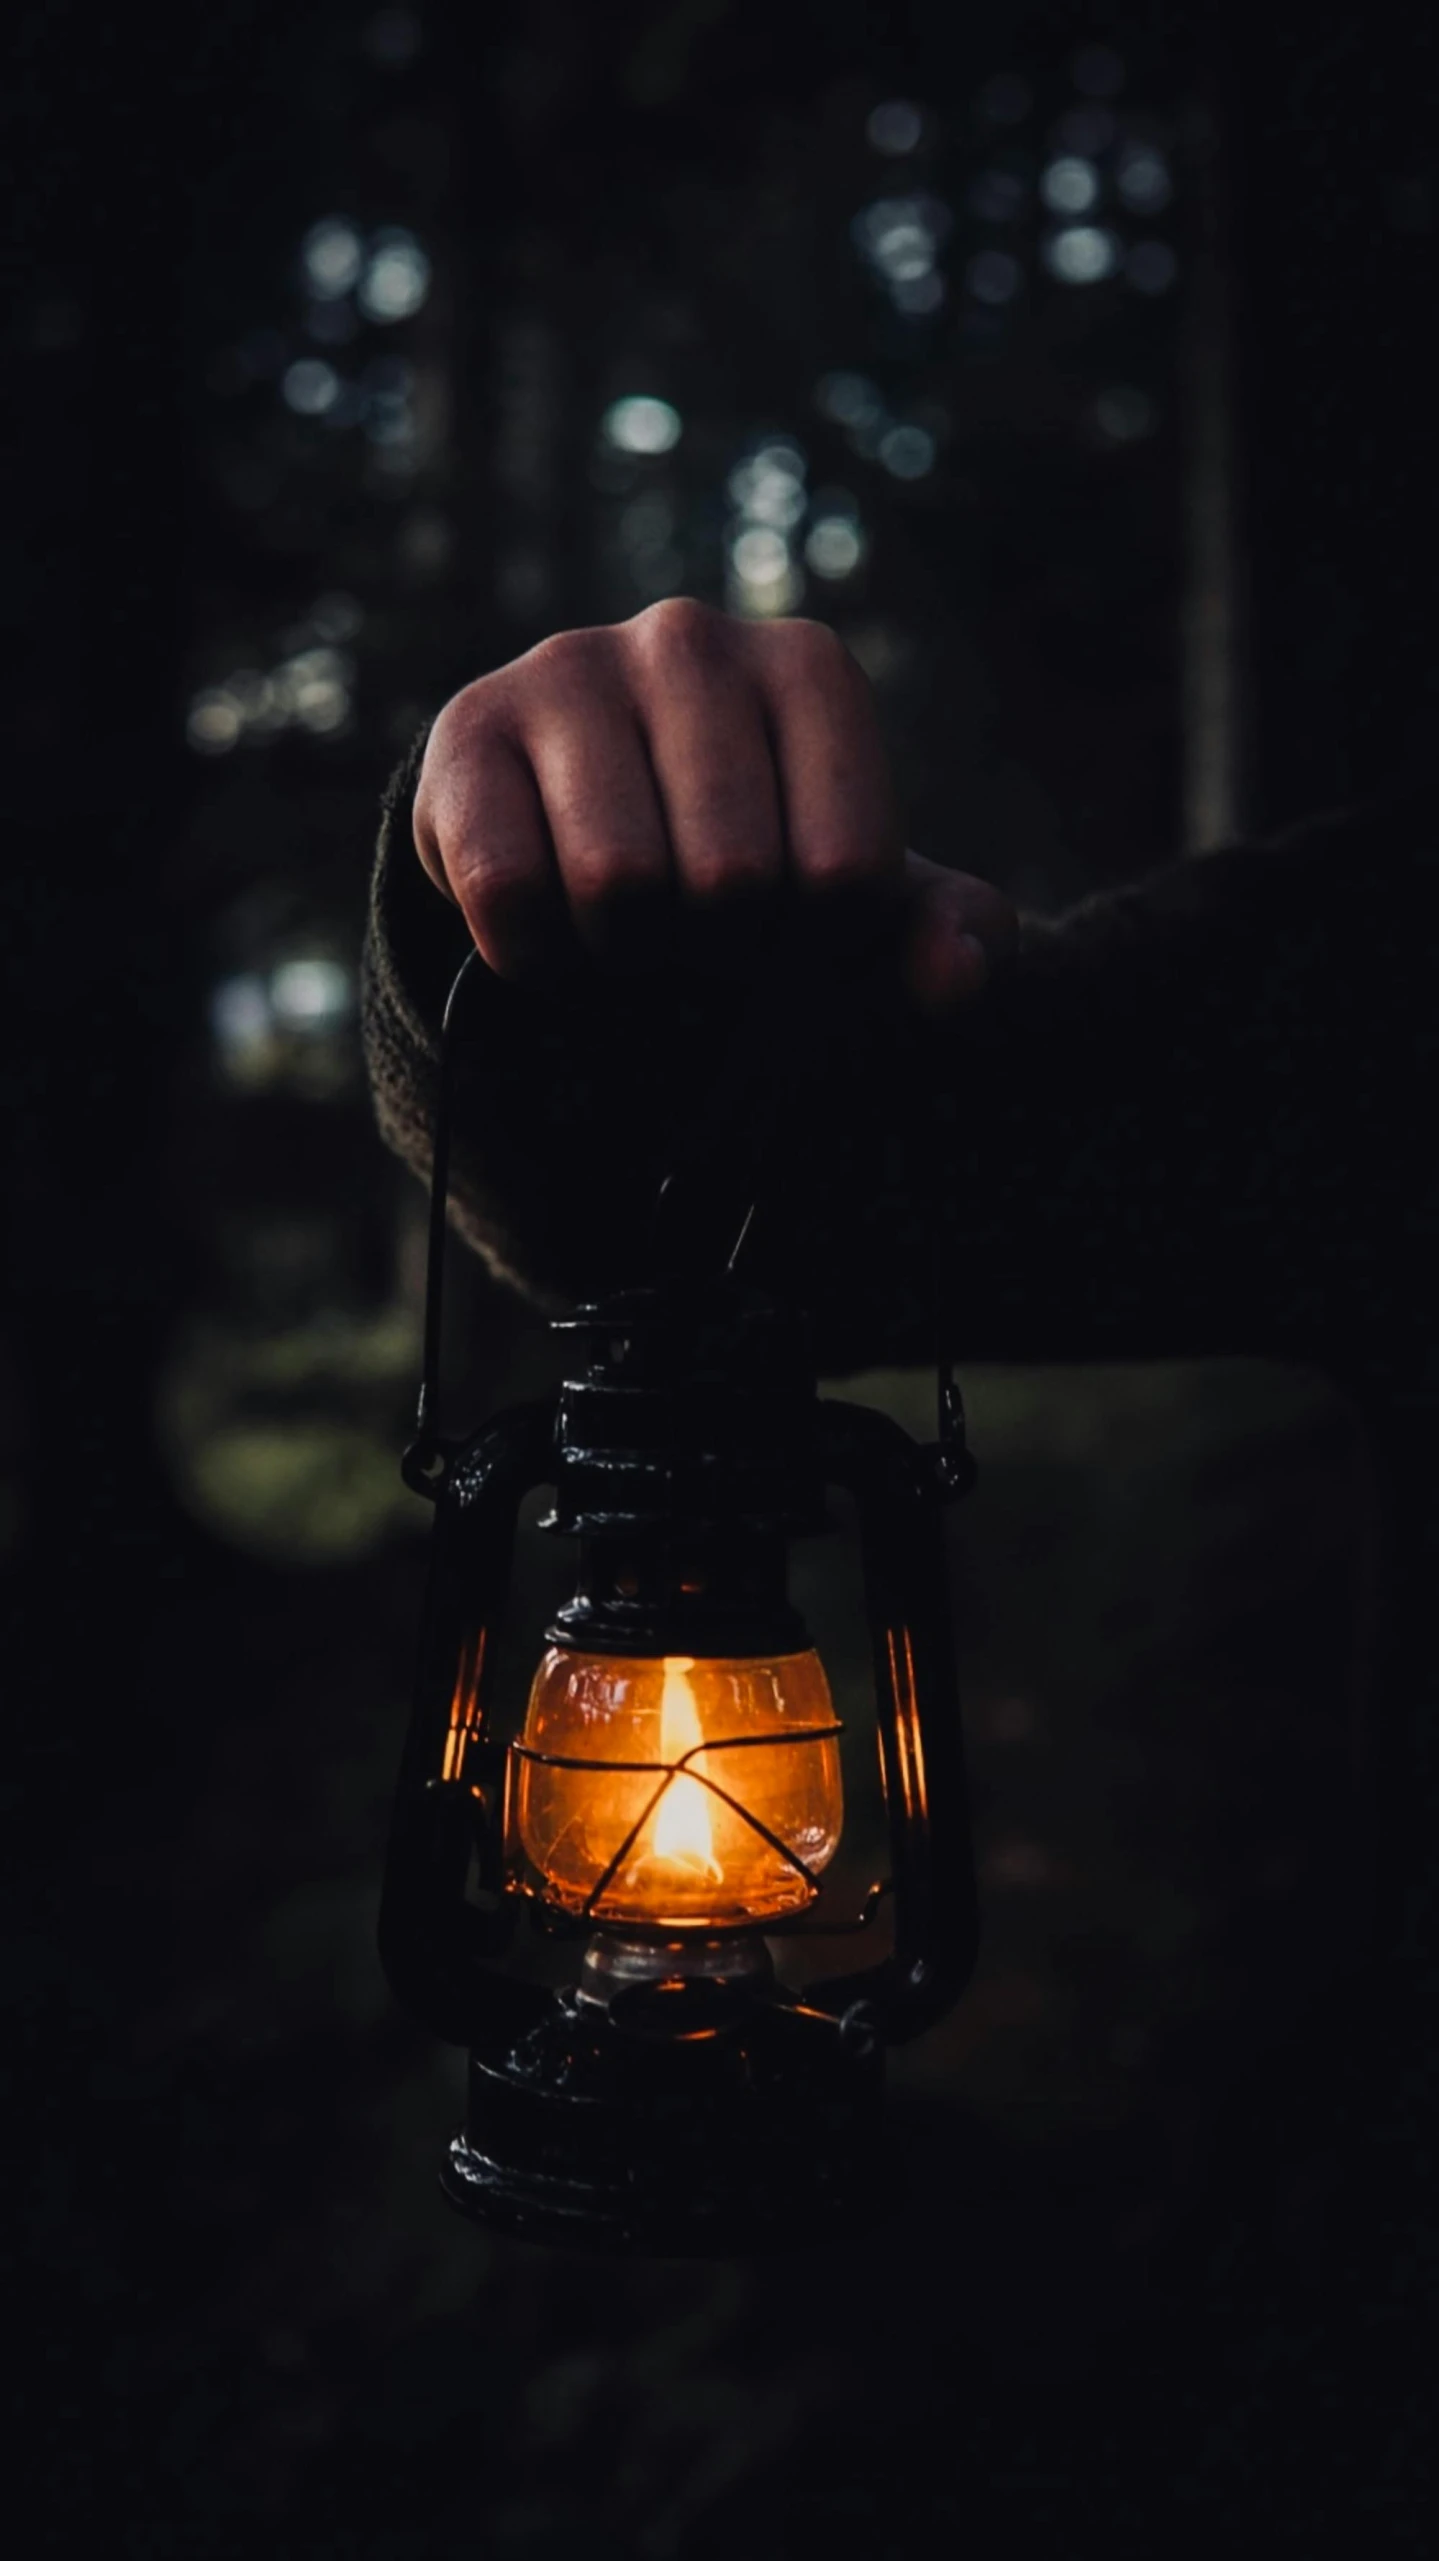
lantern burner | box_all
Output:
[578,1928,776,2003]
[442,1960,891,2256]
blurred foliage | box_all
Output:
[156,1307,425,1563]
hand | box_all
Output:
[413,598,1018,1012]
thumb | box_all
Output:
[900,847,1020,1014]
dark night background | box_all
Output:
[3,0,1436,2551]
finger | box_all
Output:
[624,599,785,948]
[751,620,906,943]
[902,849,1021,1013]
[414,711,574,984]
[515,632,675,967]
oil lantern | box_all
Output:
[378,952,982,2252]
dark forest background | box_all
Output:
[4,1,1436,2552]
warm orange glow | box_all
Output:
[513,1648,843,1928]
[442,1629,487,1783]
[886,1626,927,1828]
[650,1660,722,1884]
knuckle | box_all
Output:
[799,839,880,891]
[521,624,614,693]
[682,843,776,904]
[413,689,523,874]
[564,845,665,907]
[416,682,511,819]
[455,851,540,931]
[625,593,726,664]
[428,666,512,745]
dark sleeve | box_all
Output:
[362,725,1436,1379]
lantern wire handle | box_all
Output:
[928,1042,973,1497]
[411,932,970,1483]
[649,938,972,1486]
[647,943,836,1285]
[409,943,486,1475]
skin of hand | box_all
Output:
[411,596,1019,1013]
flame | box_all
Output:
[517,1643,843,1924]
[651,1657,722,1882]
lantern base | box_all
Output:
[440,1978,892,2254]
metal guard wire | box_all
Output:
[508,1719,844,1922]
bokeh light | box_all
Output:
[878,423,935,479]
[270,957,353,1030]
[601,394,682,454]
[1040,156,1100,216]
[866,99,923,155]
[274,646,352,733]
[1043,226,1119,284]
[725,520,803,618]
[282,357,342,416]
[852,194,951,285]
[225,669,284,735]
[731,525,790,584]
[210,973,272,1072]
[357,229,431,323]
[301,218,364,300]
[814,371,884,430]
[804,515,866,578]
[726,432,809,616]
[725,432,810,613]
[187,689,244,755]
[1116,145,1173,214]
[187,623,362,757]
[727,440,807,526]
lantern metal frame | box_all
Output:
[377,949,983,2252]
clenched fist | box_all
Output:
[412,598,1017,1011]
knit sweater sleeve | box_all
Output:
[361,722,1436,1382]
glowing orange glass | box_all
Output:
[514,1649,843,1928]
